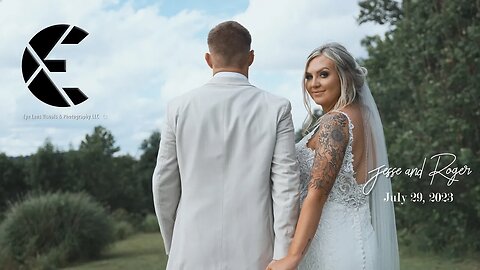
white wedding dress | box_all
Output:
[296,111,378,270]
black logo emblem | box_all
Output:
[21,24,89,107]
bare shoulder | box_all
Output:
[321,110,350,127]
[337,104,363,129]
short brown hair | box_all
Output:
[207,21,251,67]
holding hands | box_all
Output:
[266,256,300,270]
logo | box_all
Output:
[21,24,89,107]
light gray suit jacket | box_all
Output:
[153,74,300,270]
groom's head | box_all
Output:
[206,21,254,75]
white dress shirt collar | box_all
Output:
[213,71,248,81]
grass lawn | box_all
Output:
[63,233,480,270]
[62,233,167,270]
[400,249,480,270]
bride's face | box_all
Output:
[305,55,341,112]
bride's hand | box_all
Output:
[265,256,300,270]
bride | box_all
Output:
[267,43,400,270]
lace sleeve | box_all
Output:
[308,112,349,196]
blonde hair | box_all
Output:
[302,42,367,134]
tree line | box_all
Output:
[0,126,160,218]
[358,0,479,255]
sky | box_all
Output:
[0,0,388,157]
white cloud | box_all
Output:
[0,0,387,156]
[0,0,216,156]
[234,0,388,128]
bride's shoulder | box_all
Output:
[333,104,363,128]
[317,111,350,140]
[321,110,349,127]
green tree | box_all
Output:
[111,154,143,213]
[71,126,121,208]
[359,0,480,255]
[79,126,120,156]
[0,153,27,213]
[26,139,69,193]
[71,126,145,213]
[136,131,161,213]
[358,0,402,26]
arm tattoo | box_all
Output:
[308,113,349,196]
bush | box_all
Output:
[111,208,143,229]
[0,192,114,269]
[141,214,159,233]
[113,220,135,241]
[111,208,131,222]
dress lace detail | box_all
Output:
[296,112,367,208]
[295,111,377,270]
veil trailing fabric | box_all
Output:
[358,78,400,270]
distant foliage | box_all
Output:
[0,126,160,217]
[359,0,480,256]
[0,126,162,268]
[137,131,161,213]
[0,192,114,269]
[358,0,402,25]
[141,214,160,233]
[0,153,28,213]
[111,208,139,240]
[113,221,135,241]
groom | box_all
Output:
[152,21,300,270]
